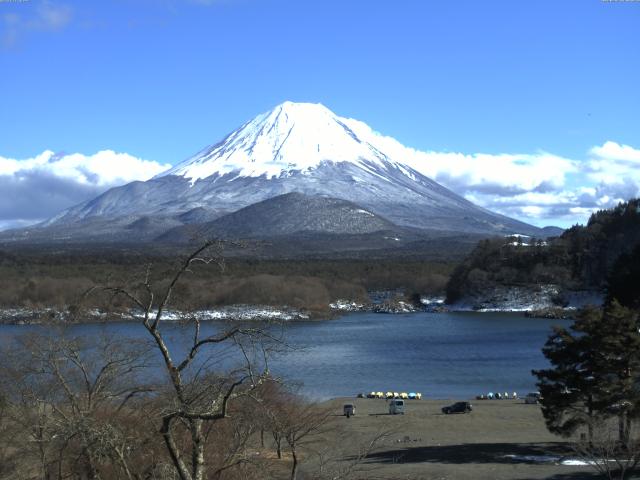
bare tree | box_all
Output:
[203,397,273,480]
[309,428,393,480]
[573,418,640,480]
[282,402,333,480]
[253,381,335,480]
[0,330,155,480]
[100,240,282,480]
[0,391,18,479]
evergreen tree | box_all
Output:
[607,245,640,310]
[593,301,640,444]
[533,309,602,441]
[534,302,640,443]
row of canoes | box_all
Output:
[362,391,423,400]
[476,392,518,400]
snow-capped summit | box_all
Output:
[160,101,406,183]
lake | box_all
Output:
[0,311,569,400]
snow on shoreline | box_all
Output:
[448,286,603,314]
[0,305,310,325]
[501,454,618,466]
[0,288,604,324]
[128,305,310,322]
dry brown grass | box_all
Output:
[310,398,599,480]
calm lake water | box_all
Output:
[0,311,569,400]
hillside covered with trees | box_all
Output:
[446,199,640,306]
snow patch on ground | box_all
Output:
[451,284,562,312]
[0,305,309,324]
[502,454,560,463]
[501,454,616,466]
[129,306,309,322]
[329,299,366,311]
[354,208,374,216]
[450,285,603,313]
[420,296,445,306]
[372,300,418,314]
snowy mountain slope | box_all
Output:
[9,101,546,243]
[158,192,398,242]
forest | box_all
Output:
[0,247,453,320]
[446,198,640,304]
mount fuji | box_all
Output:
[4,101,551,250]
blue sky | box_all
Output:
[1,0,639,229]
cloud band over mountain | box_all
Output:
[0,150,170,230]
[416,140,640,228]
[0,140,638,231]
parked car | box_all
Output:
[441,401,472,414]
[389,399,405,415]
[343,404,356,418]
[524,392,542,404]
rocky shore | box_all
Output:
[447,284,603,317]
[524,307,576,320]
[330,293,447,314]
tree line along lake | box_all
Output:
[0,311,569,400]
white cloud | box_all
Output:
[416,151,574,195]
[418,145,638,228]
[586,141,640,187]
[0,150,170,186]
[0,150,170,229]
[455,140,640,227]
[345,119,640,227]
[1,2,73,49]
[0,219,40,232]
[345,117,577,196]
[590,141,640,164]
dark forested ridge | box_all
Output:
[0,247,453,316]
[446,199,640,304]
[561,199,640,288]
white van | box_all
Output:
[524,392,541,404]
[389,399,405,415]
[343,404,356,418]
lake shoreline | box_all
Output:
[0,287,597,325]
[0,302,574,325]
